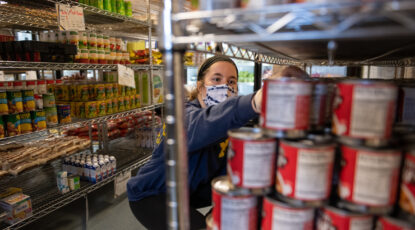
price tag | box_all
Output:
[26,71,37,80]
[57,4,86,31]
[117,64,135,88]
[0,71,4,81]
[114,170,131,198]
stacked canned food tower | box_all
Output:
[209,77,415,229]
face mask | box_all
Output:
[203,84,237,107]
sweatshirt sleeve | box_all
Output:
[185,94,258,153]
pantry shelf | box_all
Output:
[0,61,163,71]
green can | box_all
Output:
[103,0,111,11]
[97,0,104,9]
[6,113,21,137]
[116,0,125,15]
[31,110,47,131]
[45,106,58,126]
[43,93,56,108]
[111,0,117,13]
[124,1,132,17]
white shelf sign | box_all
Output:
[26,71,37,80]
[117,64,135,88]
[0,71,4,81]
[57,4,86,31]
[114,170,131,198]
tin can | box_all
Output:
[113,83,118,96]
[68,175,80,191]
[211,176,257,230]
[277,137,335,206]
[112,98,118,113]
[95,84,106,100]
[31,110,46,131]
[57,104,71,124]
[135,94,141,108]
[105,84,113,99]
[22,90,35,112]
[45,106,58,126]
[376,216,414,230]
[124,96,130,110]
[316,206,374,230]
[97,100,106,117]
[6,114,21,136]
[42,93,55,107]
[76,102,85,118]
[261,77,312,138]
[118,97,125,111]
[400,150,415,216]
[0,91,9,115]
[227,127,276,193]
[85,101,97,119]
[0,117,5,138]
[70,102,76,118]
[7,90,23,114]
[46,80,54,94]
[332,80,397,146]
[397,85,415,126]
[261,196,314,230]
[106,99,113,115]
[130,95,135,109]
[19,112,32,134]
[338,143,401,214]
[61,84,70,101]
[310,81,328,130]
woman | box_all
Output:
[127,56,262,229]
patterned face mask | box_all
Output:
[203,84,237,107]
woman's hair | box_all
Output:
[279,65,309,78]
[188,56,238,101]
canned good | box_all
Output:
[130,95,135,109]
[332,80,397,146]
[97,100,106,117]
[211,176,257,230]
[113,83,118,95]
[31,110,46,131]
[338,143,401,214]
[118,97,125,111]
[43,93,55,107]
[45,106,58,126]
[6,114,21,136]
[88,33,97,49]
[106,99,113,114]
[310,81,328,130]
[76,102,85,118]
[70,102,76,118]
[124,96,130,110]
[105,84,113,99]
[400,150,415,216]
[35,94,43,110]
[112,98,118,113]
[135,94,140,108]
[95,84,106,100]
[397,85,415,126]
[7,90,23,114]
[22,90,35,112]
[261,77,312,138]
[85,101,97,119]
[0,91,9,115]
[68,175,80,191]
[13,81,25,90]
[0,117,4,138]
[277,136,335,206]
[45,80,54,94]
[376,216,414,230]
[19,112,32,133]
[227,127,276,193]
[57,104,71,124]
[261,196,314,230]
[316,206,374,230]
[26,80,36,92]
[77,84,90,101]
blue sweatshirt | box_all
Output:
[127,94,258,202]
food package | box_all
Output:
[0,193,32,225]
[57,171,70,194]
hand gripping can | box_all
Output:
[332,80,397,147]
[261,77,312,138]
[227,127,276,194]
[376,216,414,230]
[337,143,402,214]
[276,135,336,207]
[211,176,258,230]
[261,196,314,230]
[400,150,415,216]
[316,206,374,230]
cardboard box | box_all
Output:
[0,193,32,225]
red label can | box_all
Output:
[211,176,257,230]
[400,150,415,215]
[276,139,335,203]
[261,77,312,137]
[332,80,397,140]
[376,216,414,230]
[338,144,401,211]
[227,127,276,190]
[317,206,374,230]
[261,196,314,230]
[310,81,328,129]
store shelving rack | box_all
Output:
[0,0,162,229]
[160,0,415,229]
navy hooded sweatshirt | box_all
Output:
[127,93,258,202]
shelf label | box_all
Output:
[0,71,4,81]
[26,71,37,80]
[117,64,135,88]
[114,170,131,198]
[56,4,86,31]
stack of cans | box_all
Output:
[62,153,116,184]
[209,77,415,229]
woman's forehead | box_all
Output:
[206,61,237,77]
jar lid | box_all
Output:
[6,82,12,86]
[13,81,23,86]
[46,80,54,84]
[37,80,46,84]
[26,80,36,86]
[56,79,63,84]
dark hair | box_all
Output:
[280,65,309,78]
[189,56,238,100]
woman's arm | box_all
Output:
[185,94,258,152]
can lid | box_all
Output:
[211,176,251,196]
[339,140,401,153]
[228,127,271,140]
[281,134,335,148]
[323,206,372,218]
[264,195,312,210]
[338,79,397,87]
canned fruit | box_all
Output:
[400,151,415,215]
[105,84,113,99]
[22,90,35,112]
[106,99,113,114]
[338,144,401,212]
[43,93,56,107]
[77,84,90,101]
[97,101,106,117]
[45,106,58,126]
[57,104,71,124]
[333,80,397,140]
[227,127,276,190]
[261,78,312,137]
[85,101,97,119]
[124,96,130,110]
[118,97,125,111]
[6,114,21,136]
[95,84,106,100]
[19,112,32,133]
[0,91,8,115]
[277,139,335,203]
[112,98,118,113]
[316,206,374,230]
[76,102,85,118]
[31,110,46,131]
[7,91,23,114]
[0,117,4,138]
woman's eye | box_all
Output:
[213,78,221,82]
[228,80,236,85]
